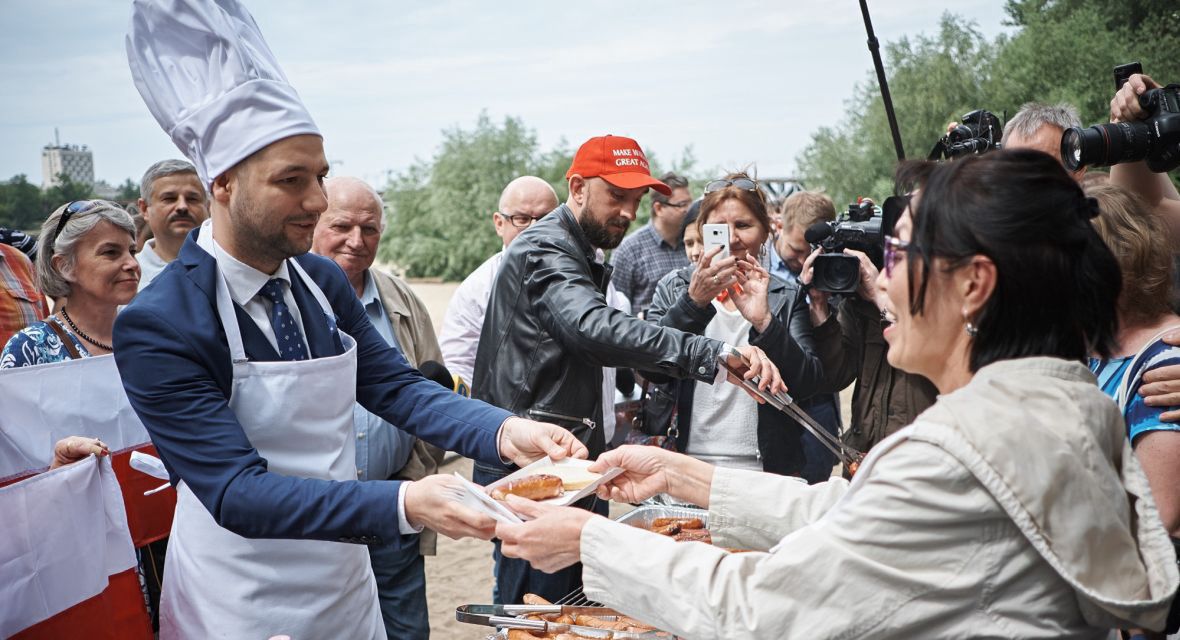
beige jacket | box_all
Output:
[371,268,446,556]
[582,358,1178,639]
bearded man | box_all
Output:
[471,134,784,605]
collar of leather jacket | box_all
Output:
[553,204,598,263]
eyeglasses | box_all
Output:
[498,212,546,229]
[704,178,758,194]
[52,200,99,245]
[660,200,693,210]
[883,235,910,278]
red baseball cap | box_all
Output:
[565,135,672,196]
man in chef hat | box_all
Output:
[115,1,586,638]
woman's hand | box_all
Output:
[799,247,831,325]
[687,247,739,308]
[50,436,109,470]
[495,497,596,573]
[590,445,715,507]
[730,259,772,332]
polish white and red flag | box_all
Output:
[0,455,151,640]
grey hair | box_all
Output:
[140,159,200,202]
[36,201,136,299]
[1001,102,1082,146]
[324,176,387,232]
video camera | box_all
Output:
[805,200,885,294]
[928,109,1004,161]
[1062,83,1180,173]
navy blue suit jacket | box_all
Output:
[113,228,510,546]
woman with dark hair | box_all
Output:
[641,173,826,475]
[495,151,1178,638]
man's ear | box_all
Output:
[210,170,235,207]
[136,198,148,218]
[568,175,588,209]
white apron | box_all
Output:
[159,240,382,640]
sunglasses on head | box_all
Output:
[704,178,758,194]
[52,200,100,244]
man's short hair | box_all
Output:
[1001,102,1082,146]
[140,159,201,203]
[652,172,689,206]
[782,191,836,231]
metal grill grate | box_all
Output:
[554,586,602,607]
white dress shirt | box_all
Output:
[136,239,169,290]
[439,250,503,388]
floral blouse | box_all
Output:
[0,316,90,368]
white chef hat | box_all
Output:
[126,0,320,187]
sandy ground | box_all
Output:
[405,279,849,640]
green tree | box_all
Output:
[117,178,140,202]
[379,112,575,280]
[798,2,1180,204]
[0,175,45,231]
[43,173,95,212]
[798,14,997,207]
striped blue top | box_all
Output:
[1090,338,1180,443]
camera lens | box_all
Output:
[1061,122,1153,171]
[813,254,861,294]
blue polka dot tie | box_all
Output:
[258,278,308,361]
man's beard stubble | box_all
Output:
[578,190,630,250]
[229,186,312,266]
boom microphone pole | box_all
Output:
[859,0,906,160]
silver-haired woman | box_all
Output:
[1,200,140,367]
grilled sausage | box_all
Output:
[521,593,553,606]
[573,614,631,631]
[491,474,564,501]
[652,516,705,530]
[673,528,713,544]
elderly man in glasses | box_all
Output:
[439,175,558,387]
[607,171,693,317]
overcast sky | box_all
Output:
[1,1,1012,189]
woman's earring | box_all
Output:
[963,310,978,337]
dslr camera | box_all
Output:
[805,200,884,294]
[1062,83,1180,173]
[928,109,1004,161]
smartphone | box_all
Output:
[1114,61,1142,91]
[702,223,730,260]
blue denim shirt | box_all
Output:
[354,272,415,481]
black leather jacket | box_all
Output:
[472,204,725,458]
[643,267,829,474]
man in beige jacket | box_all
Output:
[312,176,445,640]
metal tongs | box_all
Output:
[721,360,866,474]
[456,604,667,638]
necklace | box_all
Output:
[59,307,113,352]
